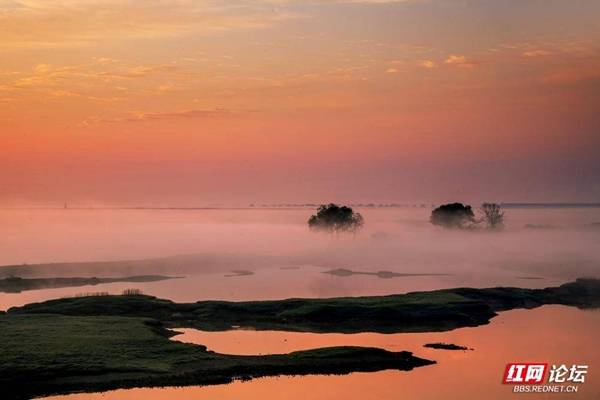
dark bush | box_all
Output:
[308,204,364,234]
[430,203,475,229]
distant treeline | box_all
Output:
[250,203,600,209]
[500,203,600,209]
[12,202,599,210]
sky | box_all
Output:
[1,0,599,206]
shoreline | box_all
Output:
[1,279,598,399]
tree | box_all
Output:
[308,203,364,234]
[479,203,505,230]
[122,288,143,296]
[430,202,475,229]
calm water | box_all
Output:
[43,305,600,399]
[1,208,599,399]
[1,207,599,310]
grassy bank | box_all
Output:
[0,314,432,399]
[2,279,598,398]
[10,278,600,333]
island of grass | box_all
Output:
[224,270,254,277]
[0,314,433,399]
[11,278,599,333]
[2,278,598,399]
[323,268,450,279]
[0,275,178,293]
[423,342,472,351]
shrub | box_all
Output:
[308,203,364,234]
[430,203,475,229]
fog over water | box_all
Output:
[3,207,600,400]
[0,207,599,309]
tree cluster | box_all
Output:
[308,203,364,234]
[431,202,505,230]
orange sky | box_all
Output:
[1,0,599,206]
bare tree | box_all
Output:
[479,203,505,230]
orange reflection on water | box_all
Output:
[45,305,600,400]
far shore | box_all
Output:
[0,275,178,293]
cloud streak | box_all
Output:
[0,0,301,48]
[81,108,239,126]
[444,54,478,68]
[522,50,553,58]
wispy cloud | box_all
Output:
[81,108,239,126]
[444,54,478,68]
[10,64,82,88]
[0,1,301,48]
[131,109,234,121]
[419,59,436,69]
[522,50,553,58]
[6,62,180,89]
[97,65,178,80]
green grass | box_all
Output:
[11,279,599,333]
[0,315,211,377]
[0,314,433,399]
[3,278,598,399]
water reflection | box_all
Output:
[44,305,600,399]
[0,266,566,310]
[1,208,599,310]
